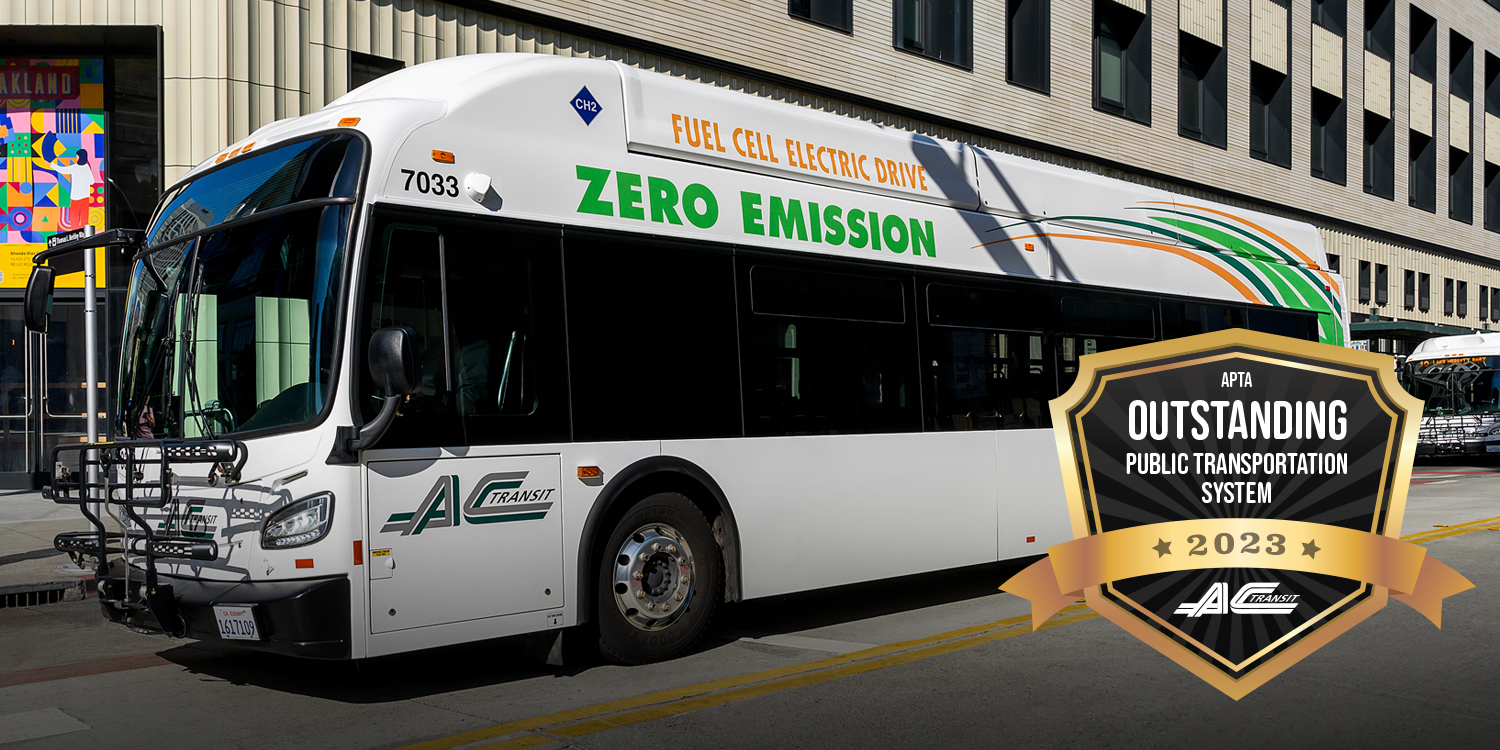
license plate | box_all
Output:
[213,605,260,641]
[1487,445,1500,453]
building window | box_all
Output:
[1007,0,1051,93]
[1407,9,1437,213]
[1404,269,1416,308]
[1094,0,1151,124]
[1457,280,1469,317]
[1444,277,1455,315]
[1178,1,1225,146]
[789,0,853,32]
[1483,285,1491,321]
[349,52,405,91]
[1310,0,1347,184]
[1486,53,1500,233]
[894,0,973,69]
[1450,33,1474,223]
[1327,253,1340,273]
[1358,260,1372,303]
[1374,263,1388,305]
[1251,65,1291,166]
[1491,287,1500,321]
[1419,272,1432,311]
[1362,0,1394,200]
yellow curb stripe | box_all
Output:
[397,604,1090,750]
[1400,515,1500,543]
[546,611,1097,740]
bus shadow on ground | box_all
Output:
[157,557,1038,703]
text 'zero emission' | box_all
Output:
[575,165,936,258]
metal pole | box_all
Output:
[82,224,99,521]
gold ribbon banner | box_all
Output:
[1002,519,1473,630]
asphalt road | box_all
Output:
[2,463,1497,749]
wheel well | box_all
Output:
[577,457,742,625]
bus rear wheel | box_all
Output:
[596,492,720,664]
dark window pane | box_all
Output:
[1451,148,1474,223]
[1055,290,1155,393]
[349,52,404,91]
[743,262,918,436]
[1404,269,1416,308]
[788,0,852,32]
[1094,0,1149,122]
[1311,90,1346,184]
[894,0,972,68]
[926,328,1051,431]
[1358,260,1372,303]
[1419,273,1431,311]
[1458,280,1469,317]
[444,222,569,445]
[752,266,905,323]
[1409,132,1436,212]
[567,234,740,441]
[1375,264,1388,305]
[1247,308,1320,340]
[1161,302,1247,338]
[1312,0,1346,37]
[1482,285,1491,321]
[1007,0,1050,92]
[1444,277,1455,315]
[927,281,1049,331]
[361,219,461,449]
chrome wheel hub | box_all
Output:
[613,522,695,631]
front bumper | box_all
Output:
[100,566,350,659]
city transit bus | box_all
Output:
[1404,332,1500,455]
[29,54,1347,663]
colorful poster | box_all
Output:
[1,58,107,288]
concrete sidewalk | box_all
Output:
[0,490,97,599]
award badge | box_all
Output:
[1002,329,1473,699]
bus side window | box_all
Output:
[742,263,919,437]
[1054,293,1155,394]
[444,222,568,445]
[1161,302,1247,338]
[922,281,1053,431]
[1246,307,1320,341]
[361,222,461,448]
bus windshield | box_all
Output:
[1406,356,1500,417]
[117,134,363,439]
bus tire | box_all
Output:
[596,492,720,664]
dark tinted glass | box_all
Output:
[566,234,741,441]
[1055,291,1155,393]
[445,222,568,445]
[752,266,905,323]
[1161,301,1247,338]
[743,262,918,436]
[1247,308,1319,341]
[927,281,1049,331]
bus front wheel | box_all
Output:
[596,492,720,664]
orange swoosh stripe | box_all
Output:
[973,232,1261,304]
[1140,200,1320,269]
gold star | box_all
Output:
[1153,538,1172,557]
[1302,539,1321,558]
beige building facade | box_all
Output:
[5,0,1500,352]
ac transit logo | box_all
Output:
[380,472,556,535]
[1174,582,1301,617]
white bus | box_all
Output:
[32,54,1347,663]
[1404,332,1500,455]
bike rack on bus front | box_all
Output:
[48,439,245,636]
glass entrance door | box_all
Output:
[0,304,40,478]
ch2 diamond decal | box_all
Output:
[571,86,602,125]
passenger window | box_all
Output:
[1247,307,1320,341]
[743,263,919,436]
[1160,301,1247,338]
[361,222,460,448]
[565,233,741,441]
[444,221,568,445]
[1055,292,1155,393]
[924,282,1053,430]
[360,211,568,448]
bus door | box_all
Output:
[358,211,571,634]
[366,455,563,633]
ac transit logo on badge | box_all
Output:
[1001,329,1473,699]
[1174,583,1300,617]
[381,472,557,535]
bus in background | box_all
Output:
[29,54,1346,664]
[1404,333,1500,455]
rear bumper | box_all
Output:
[100,567,350,659]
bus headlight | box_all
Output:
[261,493,333,549]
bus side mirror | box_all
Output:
[368,326,420,397]
[24,266,55,333]
[344,326,420,456]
